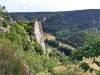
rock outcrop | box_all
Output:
[0,23,10,32]
[40,16,46,22]
[34,20,46,53]
[0,17,4,20]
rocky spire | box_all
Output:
[34,19,46,53]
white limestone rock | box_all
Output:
[34,20,46,53]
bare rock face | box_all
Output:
[34,20,46,53]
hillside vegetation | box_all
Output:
[0,6,80,75]
[0,10,58,75]
[9,9,100,47]
[1,6,100,75]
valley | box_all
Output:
[1,5,100,75]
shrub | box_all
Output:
[2,21,8,27]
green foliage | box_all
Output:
[71,32,100,72]
[4,15,10,19]
[56,31,85,47]
[58,46,72,56]
[2,21,8,27]
[33,40,44,55]
[94,61,100,67]
[18,20,34,35]
[5,24,32,51]
[79,62,90,72]
[45,39,59,47]
[0,5,6,13]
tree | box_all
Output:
[2,6,6,11]
[0,5,6,13]
[0,5,2,12]
[2,21,8,27]
[71,32,100,72]
[33,40,44,55]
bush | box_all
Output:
[58,46,72,56]
[45,39,59,47]
[2,21,8,27]
[34,43,44,55]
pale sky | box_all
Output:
[0,0,100,12]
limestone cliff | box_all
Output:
[34,20,46,53]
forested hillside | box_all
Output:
[1,5,100,75]
[9,9,100,47]
[0,6,80,75]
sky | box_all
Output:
[0,0,100,12]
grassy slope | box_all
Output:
[37,64,96,75]
[84,57,100,70]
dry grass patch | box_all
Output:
[84,56,100,70]
[59,42,75,50]
[43,32,56,40]
[54,65,96,75]
[54,66,67,73]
